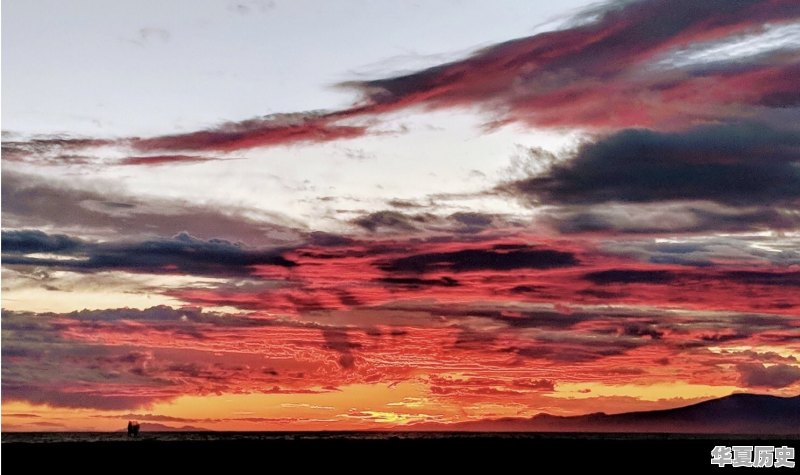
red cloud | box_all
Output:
[342,0,800,131]
[130,111,369,152]
[119,155,220,166]
[116,0,799,157]
[8,0,797,161]
[154,234,800,318]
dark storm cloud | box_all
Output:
[585,268,800,287]
[374,302,621,330]
[585,270,679,285]
[377,276,460,288]
[378,247,578,273]
[623,323,663,340]
[2,230,296,277]
[509,123,800,206]
[1,229,83,254]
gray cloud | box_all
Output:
[600,235,800,267]
[737,363,800,388]
[2,170,303,246]
[549,203,800,235]
[378,245,578,273]
[351,210,504,235]
[2,230,296,277]
[508,123,800,207]
[584,268,800,289]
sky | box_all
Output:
[2,0,799,432]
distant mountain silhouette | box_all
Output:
[118,422,210,432]
[412,393,800,434]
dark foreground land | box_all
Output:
[4,432,799,472]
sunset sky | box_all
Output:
[2,0,800,431]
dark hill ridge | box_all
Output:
[116,423,210,432]
[412,393,800,434]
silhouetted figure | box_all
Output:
[127,421,140,437]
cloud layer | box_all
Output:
[3,0,800,430]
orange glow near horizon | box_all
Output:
[4,372,796,432]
